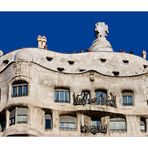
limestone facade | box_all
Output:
[0,22,148,136]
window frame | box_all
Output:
[11,80,29,98]
[109,117,127,132]
[59,115,76,130]
[45,113,52,130]
[9,107,28,126]
[55,88,70,103]
[122,91,134,106]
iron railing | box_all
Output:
[81,124,107,135]
[73,93,117,107]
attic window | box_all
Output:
[3,60,9,65]
[79,69,86,72]
[122,60,129,64]
[143,65,147,69]
[100,58,106,63]
[57,67,64,72]
[46,57,53,61]
[68,60,75,65]
[113,71,120,76]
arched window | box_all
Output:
[12,80,28,97]
[55,88,70,103]
[109,117,127,132]
[140,118,146,132]
[9,107,28,126]
[45,113,52,129]
[60,115,76,130]
[122,90,134,106]
[95,89,107,104]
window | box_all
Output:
[55,89,70,103]
[82,90,90,100]
[140,118,146,132]
[91,117,101,128]
[9,107,28,126]
[122,91,133,106]
[12,80,28,97]
[60,115,76,130]
[96,89,107,104]
[109,117,127,132]
[45,113,52,129]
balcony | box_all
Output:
[81,124,107,135]
[73,93,117,107]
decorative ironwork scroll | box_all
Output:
[73,92,117,107]
[81,124,107,135]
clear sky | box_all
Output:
[0,12,147,57]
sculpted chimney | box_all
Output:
[142,50,147,59]
[37,35,47,49]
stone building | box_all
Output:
[0,22,148,136]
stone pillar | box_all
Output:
[101,116,109,135]
[126,115,140,136]
[146,118,148,133]
[76,113,81,132]
[6,110,9,129]
[52,110,59,133]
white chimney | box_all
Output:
[37,35,47,49]
[142,50,147,59]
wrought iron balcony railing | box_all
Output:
[81,124,107,135]
[73,93,117,107]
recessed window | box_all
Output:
[45,113,52,130]
[140,118,146,132]
[68,60,75,65]
[57,67,64,72]
[122,90,134,106]
[91,117,101,128]
[122,60,129,64]
[95,89,107,104]
[82,90,91,100]
[109,117,127,132]
[112,71,119,76]
[3,59,9,65]
[46,57,53,61]
[12,80,28,97]
[9,107,28,126]
[55,88,70,103]
[100,58,106,63]
[60,115,76,130]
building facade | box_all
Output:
[0,22,148,136]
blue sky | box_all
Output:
[0,12,147,57]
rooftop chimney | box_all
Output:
[37,35,47,49]
[142,50,147,59]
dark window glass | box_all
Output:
[45,114,52,129]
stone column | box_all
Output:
[126,115,140,136]
[101,116,109,135]
[146,118,148,133]
[76,113,81,132]
[52,110,59,133]
[6,110,9,129]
